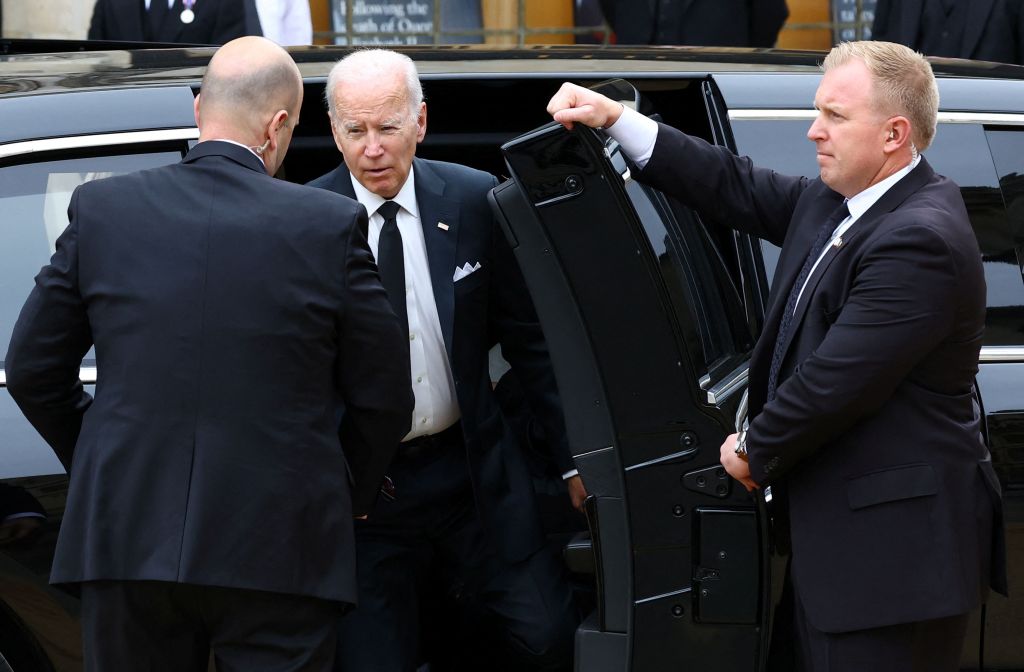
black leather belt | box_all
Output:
[397,422,463,462]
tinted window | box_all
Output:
[925,124,1018,347]
[0,151,181,366]
[983,128,1024,347]
[730,119,818,284]
[611,149,753,384]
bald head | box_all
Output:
[197,36,303,144]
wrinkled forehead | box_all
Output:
[333,73,412,123]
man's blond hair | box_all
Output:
[823,41,939,151]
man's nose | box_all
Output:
[364,133,384,157]
[807,115,824,141]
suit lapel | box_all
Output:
[774,158,936,365]
[764,190,845,322]
[897,0,925,44]
[157,0,185,42]
[117,0,148,41]
[316,160,459,358]
[962,0,997,58]
[413,159,459,360]
[315,163,367,241]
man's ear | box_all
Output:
[416,101,428,143]
[193,93,202,128]
[267,109,289,151]
[884,116,912,154]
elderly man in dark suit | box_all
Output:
[88,0,248,44]
[307,49,580,672]
[6,36,412,672]
[873,0,1024,65]
[548,40,1006,672]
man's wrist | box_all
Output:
[734,429,749,462]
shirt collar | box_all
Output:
[208,138,265,167]
[845,154,921,221]
[349,166,420,221]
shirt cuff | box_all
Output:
[605,105,659,169]
[562,469,579,480]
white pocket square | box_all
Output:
[453,261,482,282]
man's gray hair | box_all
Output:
[823,41,940,151]
[324,49,424,121]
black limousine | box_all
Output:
[0,41,1021,672]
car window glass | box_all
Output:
[0,151,181,366]
[928,124,1018,346]
[982,128,1024,347]
[730,119,818,285]
[611,150,753,383]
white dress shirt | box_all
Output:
[209,138,265,166]
[793,155,920,310]
[144,0,177,10]
[255,0,313,45]
[350,168,461,441]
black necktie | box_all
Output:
[148,0,169,40]
[766,201,850,402]
[376,201,408,337]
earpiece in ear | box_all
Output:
[254,138,271,155]
[888,129,896,140]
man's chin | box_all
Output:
[360,175,398,199]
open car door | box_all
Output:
[489,79,776,672]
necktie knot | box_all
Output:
[377,200,401,222]
[829,201,851,227]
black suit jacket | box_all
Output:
[308,157,572,562]
[5,141,413,604]
[873,0,1024,65]
[636,124,1007,633]
[600,0,789,47]
[88,0,248,44]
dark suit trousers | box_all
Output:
[792,580,969,672]
[81,580,342,672]
[335,426,576,672]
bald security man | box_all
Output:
[5,37,412,672]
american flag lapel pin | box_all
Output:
[438,221,449,231]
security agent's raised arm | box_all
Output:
[547,82,804,247]
[547,82,658,167]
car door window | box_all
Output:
[730,119,818,283]
[981,128,1024,347]
[608,149,753,391]
[0,151,182,368]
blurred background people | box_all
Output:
[873,0,1024,65]
[248,0,314,45]
[599,0,789,46]
[87,0,248,44]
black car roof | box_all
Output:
[2,41,1024,137]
